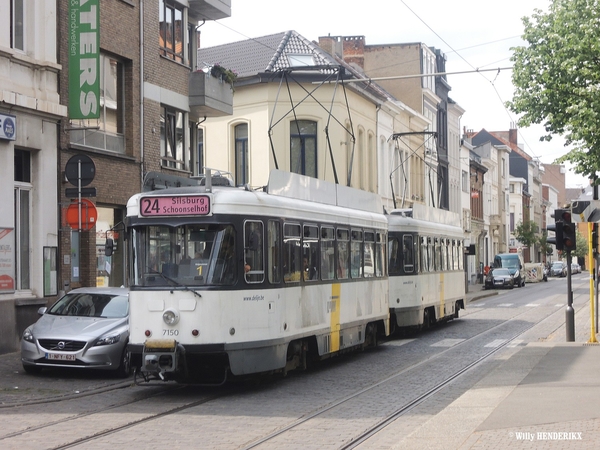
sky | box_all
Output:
[199,0,588,188]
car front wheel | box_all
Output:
[115,345,131,378]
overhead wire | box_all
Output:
[200,4,544,160]
[399,0,543,161]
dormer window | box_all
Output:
[287,54,314,67]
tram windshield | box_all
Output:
[130,224,237,287]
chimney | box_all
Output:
[342,36,365,69]
[318,35,337,57]
[509,124,517,146]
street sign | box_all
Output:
[65,154,96,187]
[66,199,98,230]
[65,187,97,198]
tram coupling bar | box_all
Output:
[142,339,178,376]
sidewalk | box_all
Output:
[431,280,600,449]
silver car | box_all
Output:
[21,287,130,377]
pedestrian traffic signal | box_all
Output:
[561,210,577,252]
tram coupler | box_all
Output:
[141,338,178,379]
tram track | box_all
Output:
[0,281,583,449]
[50,392,223,450]
[240,285,582,449]
[0,384,186,443]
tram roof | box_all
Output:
[387,205,463,237]
[127,170,386,226]
[265,170,383,214]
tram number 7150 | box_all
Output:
[163,329,179,336]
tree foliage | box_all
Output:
[514,220,538,248]
[573,229,589,258]
[507,0,600,179]
[538,233,554,256]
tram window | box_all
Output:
[434,238,442,271]
[364,231,375,278]
[440,239,448,270]
[351,230,363,278]
[375,232,385,277]
[402,235,414,273]
[420,236,428,273]
[268,220,281,284]
[388,236,400,275]
[244,221,264,284]
[458,241,463,270]
[427,237,434,272]
[337,228,349,279]
[321,227,335,280]
[302,225,319,281]
[283,223,302,283]
[147,226,178,274]
[212,227,237,285]
[452,240,457,270]
[413,235,420,273]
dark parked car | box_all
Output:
[484,268,515,290]
[21,287,130,377]
[550,261,567,277]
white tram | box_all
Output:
[125,170,389,383]
[387,206,466,332]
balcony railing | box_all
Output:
[189,71,233,118]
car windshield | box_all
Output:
[492,268,510,276]
[48,293,129,318]
[552,262,563,268]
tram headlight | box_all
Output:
[163,308,180,325]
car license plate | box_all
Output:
[495,280,503,284]
[45,353,76,361]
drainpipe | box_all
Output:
[139,0,144,191]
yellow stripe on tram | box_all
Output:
[330,283,341,352]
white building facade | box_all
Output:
[0,0,67,352]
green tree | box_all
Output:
[572,229,589,259]
[538,233,554,257]
[514,220,538,249]
[508,0,600,178]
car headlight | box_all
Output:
[514,270,520,278]
[95,334,121,346]
[22,328,35,343]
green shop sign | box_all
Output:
[68,0,100,120]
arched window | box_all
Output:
[290,120,317,177]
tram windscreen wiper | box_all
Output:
[146,268,202,299]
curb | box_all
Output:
[468,290,498,302]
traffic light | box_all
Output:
[560,210,577,251]
[547,208,567,251]
[546,219,564,251]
